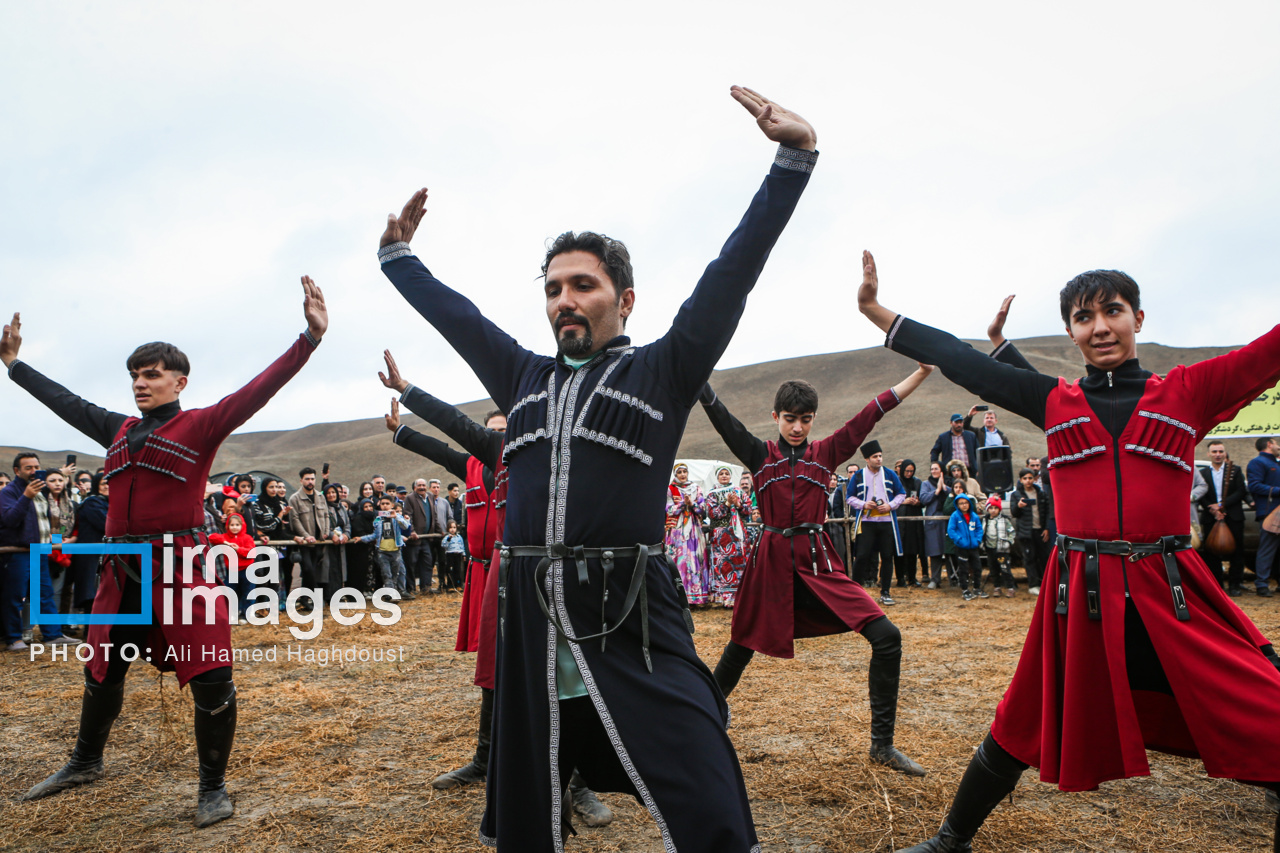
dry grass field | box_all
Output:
[3,579,1279,853]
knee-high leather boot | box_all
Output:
[432,687,493,789]
[190,678,237,828]
[713,641,755,698]
[23,673,125,800]
[865,618,926,777]
[895,734,1026,852]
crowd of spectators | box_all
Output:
[3,425,1278,650]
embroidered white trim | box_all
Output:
[1046,445,1107,469]
[886,314,906,350]
[572,426,654,466]
[594,386,664,421]
[478,829,496,848]
[774,144,819,173]
[1138,409,1197,438]
[501,429,548,463]
[509,390,549,417]
[377,241,413,264]
[1124,443,1193,472]
[1045,416,1092,436]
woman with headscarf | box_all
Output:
[323,483,350,588]
[68,474,110,627]
[894,459,925,588]
[347,498,378,593]
[705,464,750,608]
[665,462,710,606]
[251,478,291,599]
[919,461,949,589]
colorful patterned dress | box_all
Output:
[705,485,750,607]
[666,481,710,605]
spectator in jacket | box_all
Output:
[946,494,986,601]
[1248,436,1280,596]
[1198,441,1247,595]
[982,497,1016,597]
[919,461,949,588]
[0,455,73,648]
[37,470,77,617]
[1011,467,1052,595]
[945,460,985,505]
[402,478,432,597]
[69,474,109,622]
[894,460,926,588]
[359,495,413,593]
[208,513,256,624]
[931,412,979,471]
[324,483,351,590]
[963,406,1011,481]
[289,467,337,608]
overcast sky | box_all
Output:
[3,2,1278,454]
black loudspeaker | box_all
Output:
[978,446,1013,494]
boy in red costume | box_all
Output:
[699,363,933,777]
[2,276,327,828]
[858,254,1280,852]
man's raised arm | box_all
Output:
[699,383,768,473]
[384,399,471,482]
[201,276,326,442]
[2,312,127,448]
[379,350,503,470]
[857,251,1057,430]
[377,190,536,414]
[653,86,819,406]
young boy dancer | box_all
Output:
[857,253,1280,852]
[699,364,933,776]
[3,277,327,827]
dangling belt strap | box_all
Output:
[763,522,832,575]
[1055,535,1193,622]
[496,542,674,674]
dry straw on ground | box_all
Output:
[2,581,1277,852]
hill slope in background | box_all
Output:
[3,336,1262,489]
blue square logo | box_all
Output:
[30,535,152,625]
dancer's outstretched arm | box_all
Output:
[3,312,127,447]
[857,251,1056,429]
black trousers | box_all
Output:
[1019,531,1050,588]
[854,523,898,594]
[404,540,434,591]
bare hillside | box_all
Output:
[4,337,1262,488]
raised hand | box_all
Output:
[988,294,1016,346]
[301,276,328,342]
[378,350,409,393]
[1,312,23,368]
[729,86,816,151]
[385,398,401,433]
[857,250,896,332]
[381,188,428,249]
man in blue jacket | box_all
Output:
[1248,436,1280,596]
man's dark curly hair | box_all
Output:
[542,231,634,299]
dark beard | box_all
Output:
[557,328,594,358]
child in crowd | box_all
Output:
[981,497,1016,597]
[358,496,412,594]
[441,519,466,595]
[946,494,987,601]
[208,513,257,624]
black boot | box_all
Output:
[895,734,1026,852]
[432,687,493,789]
[713,641,755,699]
[23,673,125,800]
[568,769,614,827]
[190,678,237,828]
[864,619,926,777]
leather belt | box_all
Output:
[764,522,832,575]
[497,542,677,674]
[102,527,208,585]
[1055,535,1193,622]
